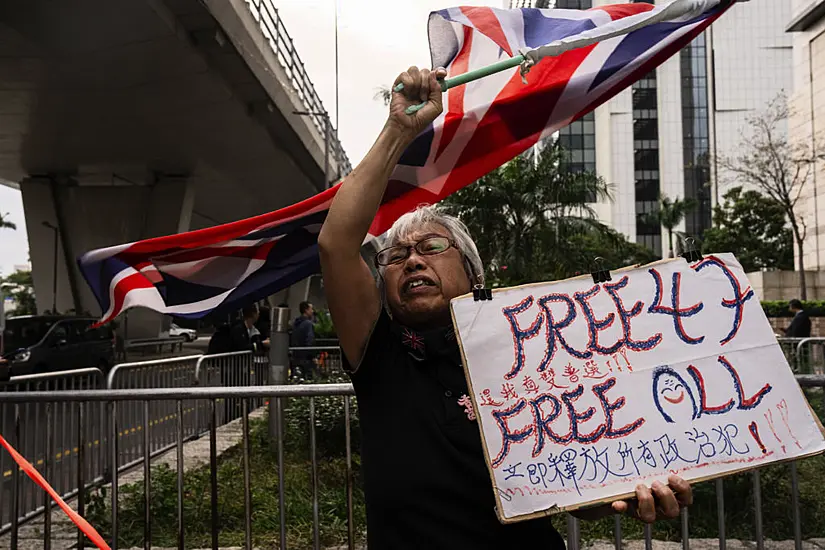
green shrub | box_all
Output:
[284,372,361,461]
[314,309,337,339]
[761,301,825,318]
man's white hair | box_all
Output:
[379,204,485,288]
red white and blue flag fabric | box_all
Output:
[79,0,736,325]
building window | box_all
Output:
[553,0,591,8]
[633,69,661,255]
[681,33,711,237]
[558,113,596,176]
[551,0,596,200]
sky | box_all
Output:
[0,0,498,277]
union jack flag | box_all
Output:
[78,1,736,325]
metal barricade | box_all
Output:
[1,377,824,548]
[106,355,204,479]
[0,369,105,534]
[794,338,825,374]
[777,338,806,369]
[194,351,266,425]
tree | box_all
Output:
[702,186,794,272]
[0,212,15,230]
[719,94,816,299]
[442,141,656,286]
[642,195,697,259]
[374,86,392,106]
[1,270,36,316]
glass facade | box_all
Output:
[681,34,712,237]
[633,70,662,255]
[555,0,595,202]
[552,0,590,7]
[558,114,596,174]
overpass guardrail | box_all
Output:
[244,0,352,177]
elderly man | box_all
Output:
[318,66,691,549]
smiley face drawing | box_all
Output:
[652,366,698,423]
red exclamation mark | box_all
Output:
[749,421,767,454]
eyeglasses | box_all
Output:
[374,236,456,267]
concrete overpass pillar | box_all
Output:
[20,174,195,337]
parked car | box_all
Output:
[1,316,115,377]
[169,323,197,342]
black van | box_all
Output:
[1,316,115,377]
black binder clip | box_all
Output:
[591,257,612,284]
[473,284,493,302]
[681,237,704,263]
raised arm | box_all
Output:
[318,66,446,368]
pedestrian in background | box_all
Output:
[290,301,316,379]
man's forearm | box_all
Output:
[318,123,412,255]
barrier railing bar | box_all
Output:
[110,400,119,550]
[209,399,219,550]
[753,470,763,550]
[176,400,185,550]
[10,403,19,549]
[567,514,580,550]
[106,355,204,389]
[277,396,287,550]
[143,400,151,550]
[613,514,622,550]
[310,396,320,550]
[345,396,354,550]
[77,402,86,550]
[44,402,53,550]
[791,461,802,550]
[242,399,253,550]
[0,384,358,403]
[681,506,689,550]
[193,351,252,386]
[644,522,653,550]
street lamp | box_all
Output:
[294,110,331,189]
[41,221,59,314]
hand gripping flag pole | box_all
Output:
[396,0,729,114]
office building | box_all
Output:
[788,0,825,273]
[509,0,793,257]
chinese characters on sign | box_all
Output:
[450,254,825,522]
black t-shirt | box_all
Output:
[345,309,565,550]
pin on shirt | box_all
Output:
[458,394,476,421]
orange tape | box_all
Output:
[0,433,110,549]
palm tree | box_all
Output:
[442,142,653,285]
[374,86,391,106]
[0,212,15,230]
[643,195,697,258]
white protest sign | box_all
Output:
[450,253,825,523]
